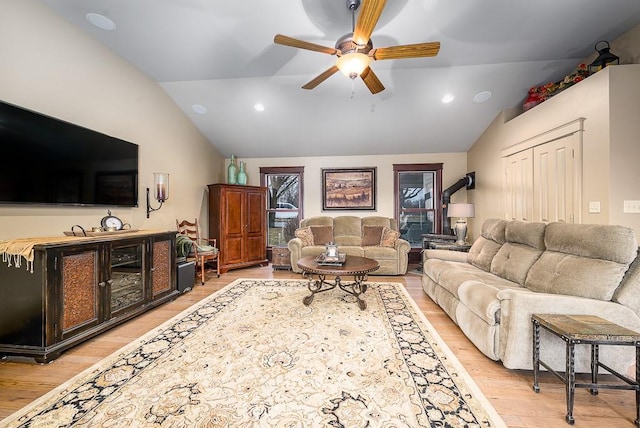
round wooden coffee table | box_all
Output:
[297,255,379,310]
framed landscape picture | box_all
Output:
[322,167,376,210]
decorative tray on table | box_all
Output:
[315,253,346,266]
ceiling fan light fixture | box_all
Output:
[336,52,371,79]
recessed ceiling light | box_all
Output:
[85,13,116,31]
[254,103,265,112]
[473,91,492,103]
[191,104,207,114]
[441,93,454,104]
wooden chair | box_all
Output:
[176,219,220,285]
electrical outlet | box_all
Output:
[623,200,640,213]
[588,201,600,213]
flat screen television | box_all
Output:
[0,100,139,207]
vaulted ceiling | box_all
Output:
[40,0,640,158]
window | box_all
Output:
[394,163,443,248]
[260,166,304,247]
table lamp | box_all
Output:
[447,203,475,245]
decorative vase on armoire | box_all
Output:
[227,154,238,184]
[237,161,247,185]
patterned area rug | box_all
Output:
[4,279,505,427]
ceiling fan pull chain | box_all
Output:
[350,79,356,99]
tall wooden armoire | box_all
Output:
[208,184,268,273]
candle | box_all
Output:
[157,183,166,201]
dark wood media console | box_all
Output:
[0,231,178,363]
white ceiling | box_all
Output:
[39,0,640,158]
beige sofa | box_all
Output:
[288,216,410,275]
[422,218,640,373]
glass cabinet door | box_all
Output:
[110,243,144,314]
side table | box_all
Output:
[271,246,292,271]
[532,314,640,426]
[428,242,472,252]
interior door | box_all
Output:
[503,148,534,221]
[533,135,576,223]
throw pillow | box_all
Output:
[362,225,384,246]
[294,227,314,247]
[310,226,333,245]
[380,226,400,248]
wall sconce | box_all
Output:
[146,173,169,218]
[447,203,475,245]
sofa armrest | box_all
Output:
[288,238,304,273]
[496,288,640,370]
[395,238,410,253]
[422,249,468,264]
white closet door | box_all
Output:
[503,148,533,221]
[533,135,576,223]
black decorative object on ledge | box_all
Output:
[588,40,619,75]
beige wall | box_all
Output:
[228,152,470,234]
[469,61,640,236]
[0,1,223,239]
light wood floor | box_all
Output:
[0,265,637,427]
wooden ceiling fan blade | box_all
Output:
[361,67,385,94]
[302,65,339,89]
[274,34,339,55]
[373,42,441,60]
[353,0,386,46]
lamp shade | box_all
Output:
[336,52,371,78]
[447,203,475,218]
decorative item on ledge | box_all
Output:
[237,161,247,185]
[523,64,590,111]
[227,154,238,184]
[447,203,475,245]
[146,172,169,218]
[587,40,619,75]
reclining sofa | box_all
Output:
[422,218,640,373]
[288,216,410,275]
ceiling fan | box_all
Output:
[273,0,440,94]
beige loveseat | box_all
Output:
[288,216,410,275]
[422,218,640,373]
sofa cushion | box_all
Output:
[525,223,638,301]
[544,222,637,263]
[335,236,362,246]
[613,249,640,314]
[301,216,333,227]
[362,226,384,246]
[364,245,397,260]
[490,221,546,285]
[310,225,333,245]
[333,216,363,238]
[468,218,507,272]
[294,227,314,247]
[423,259,520,300]
[362,216,393,229]
[505,220,547,250]
[380,227,400,248]
[294,226,333,246]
